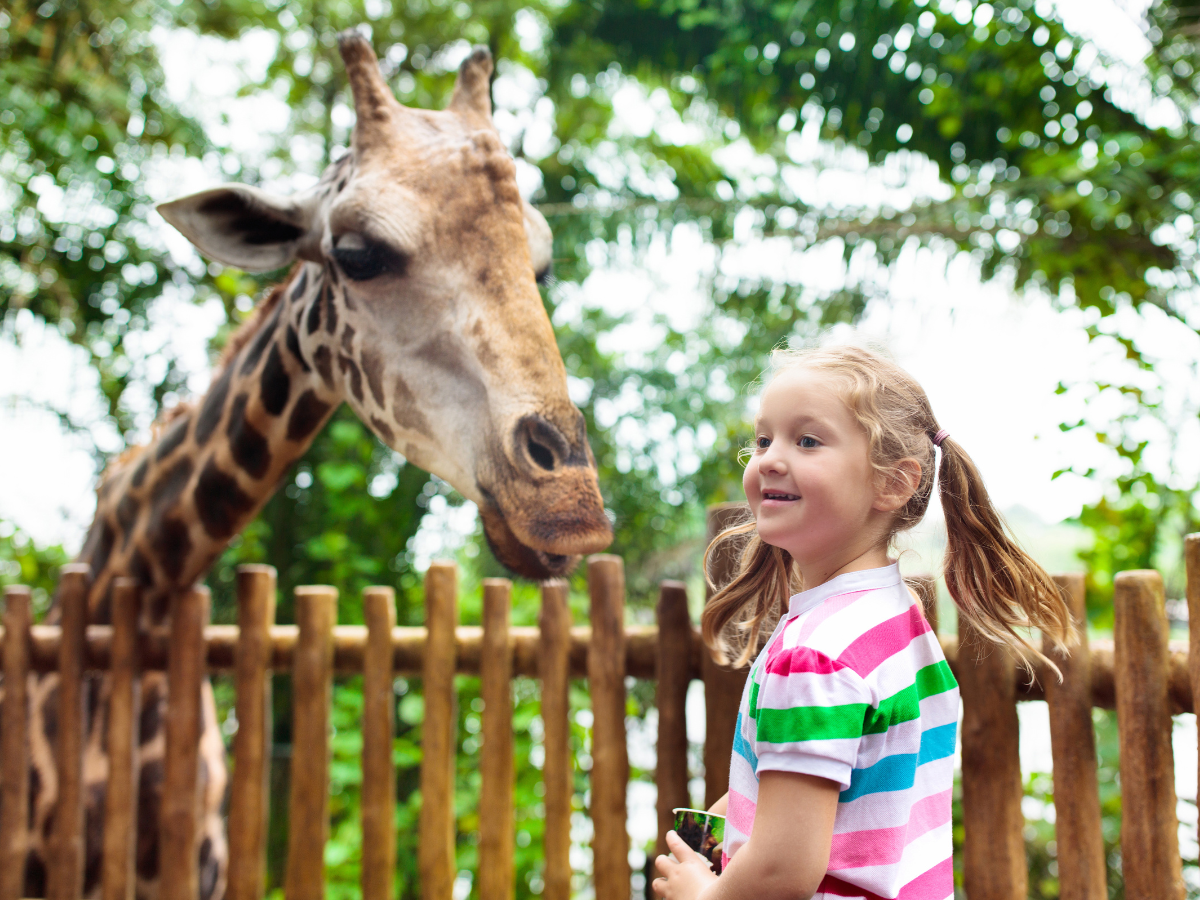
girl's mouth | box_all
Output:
[762,490,800,502]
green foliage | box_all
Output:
[0,520,70,617]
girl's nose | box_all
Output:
[759,446,788,475]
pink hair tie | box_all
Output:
[932,429,949,447]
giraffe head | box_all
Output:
[157,33,611,578]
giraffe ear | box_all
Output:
[157,185,315,273]
[523,200,552,279]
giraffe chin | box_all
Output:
[480,506,582,579]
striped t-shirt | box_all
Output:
[724,564,958,900]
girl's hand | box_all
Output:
[652,831,719,900]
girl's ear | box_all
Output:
[874,458,922,512]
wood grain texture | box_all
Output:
[588,555,630,900]
[419,562,458,900]
[479,579,514,900]
[102,579,141,900]
[284,586,337,900]
[227,565,276,900]
[0,586,31,900]
[538,581,572,900]
[905,574,938,633]
[47,564,90,900]
[958,620,1026,900]
[1043,574,1106,900]
[702,503,750,808]
[1114,570,1184,900]
[160,585,211,900]
[655,581,692,856]
[362,586,397,900]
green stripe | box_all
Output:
[753,661,958,743]
[915,660,957,700]
[865,661,957,734]
[755,702,870,742]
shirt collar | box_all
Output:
[785,562,902,620]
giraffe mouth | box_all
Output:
[479,505,579,579]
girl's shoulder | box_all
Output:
[776,574,932,675]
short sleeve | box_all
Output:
[748,647,871,790]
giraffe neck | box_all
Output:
[76,264,340,625]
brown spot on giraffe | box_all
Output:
[313,345,334,389]
[287,390,333,442]
[226,393,272,478]
[194,460,254,540]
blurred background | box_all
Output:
[2,0,1199,896]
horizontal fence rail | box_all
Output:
[0,624,1192,711]
[0,525,1198,900]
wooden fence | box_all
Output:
[0,529,1199,900]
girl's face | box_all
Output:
[744,366,891,576]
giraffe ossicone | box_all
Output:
[23,31,611,900]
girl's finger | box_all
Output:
[654,852,675,875]
[664,829,694,857]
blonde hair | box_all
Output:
[702,344,1074,669]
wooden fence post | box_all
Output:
[1114,570,1184,900]
[0,585,32,900]
[655,581,691,855]
[102,579,141,900]
[588,554,629,900]
[1043,574,1105,900]
[227,566,277,900]
[957,621,1026,900]
[285,586,337,900]
[1186,535,1200,831]
[702,504,749,808]
[479,579,514,900]
[362,586,397,900]
[539,581,572,900]
[160,584,211,900]
[419,561,458,900]
[47,564,90,900]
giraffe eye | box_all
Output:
[332,233,409,281]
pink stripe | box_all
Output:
[765,645,847,676]
[817,857,952,900]
[898,857,954,900]
[827,790,952,870]
[766,590,869,670]
[838,604,930,677]
[725,789,756,837]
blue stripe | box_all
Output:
[917,721,957,766]
[840,752,916,802]
[733,713,758,770]
[839,723,957,803]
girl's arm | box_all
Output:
[654,771,840,900]
[707,793,728,816]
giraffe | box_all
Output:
[20,32,613,899]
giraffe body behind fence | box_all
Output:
[21,31,612,900]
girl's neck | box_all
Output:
[795,540,892,591]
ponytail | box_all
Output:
[936,436,1074,665]
[701,515,799,667]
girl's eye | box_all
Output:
[756,436,771,449]
[799,436,819,449]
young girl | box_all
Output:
[653,345,1072,900]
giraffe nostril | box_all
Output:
[527,436,555,471]
[515,414,571,475]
